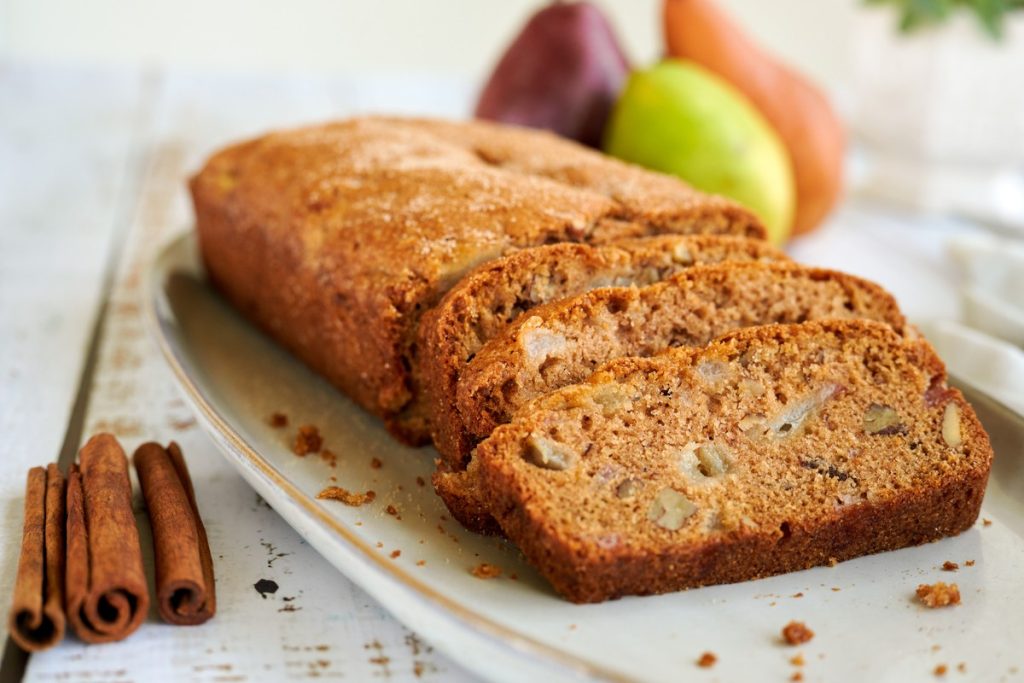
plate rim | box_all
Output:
[144,230,634,683]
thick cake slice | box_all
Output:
[456,262,906,452]
[471,320,993,603]
[420,234,788,470]
[439,262,906,533]
[192,117,763,445]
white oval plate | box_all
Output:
[148,232,1024,683]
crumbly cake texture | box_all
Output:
[191,117,763,444]
[471,320,992,603]
[439,262,909,532]
[458,262,907,444]
[420,235,788,471]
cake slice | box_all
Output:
[438,262,907,533]
[456,262,907,452]
[419,234,788,470]
[471,320,993,602]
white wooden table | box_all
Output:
[0,62,995,683]
[0,62,479,683]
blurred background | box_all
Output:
[2,0,854,87]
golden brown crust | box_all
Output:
[191,117,763,443]
[472,321,993,602]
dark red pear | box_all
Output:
[475,1,630,148]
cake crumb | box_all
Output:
[696,652,716,668]
[790,654,805,666]
[268,412,289,428]
[390,550,401,559]
[293,424,323,455]
[934,663,948,676]
[385,504,399,516]
[792,592,804,598]
[416,560,426,567]
[957,663,966,673]
[791,673,803,682]
[317,486,376,506]
[319,448,338,468]
[470,563,502,579]
[831,587,841,592]
[782,621,814,645]
[917,582,961,608]
[965,560,975,567]
[370,457,383,469]
[827,557,838,567]
[941,561,959,572]
[982,518,992,526]
[376,542,384,548]
[416,476,426,487]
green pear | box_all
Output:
[604,59,795,243]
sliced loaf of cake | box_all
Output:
[470,320,992,602]
[419,235,788,470]
[438,262,907,533]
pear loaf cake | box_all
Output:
[420,235,788,470]
[191,117,762,444]
[435,262,908,531]
[469,320,993,603]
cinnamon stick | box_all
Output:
[65,434,149,643]
[8,464,66,651]
[133,441,215,625]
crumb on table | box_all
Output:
[965,560,975,567]
[268,412,289,428]
[917,582,961,608]
[790,653,805,667]
[370,457,383,469]
[470,563,502,579]
[934,663,948,676]
[416,476,426,487]
[293,424,323,455]
[941,561,959,572]
[791,673,804,682]
[316,486,376,506]
[389,549,401,559]
[696,652,716,668]
[782,621,814,645]
[982,518,992,526]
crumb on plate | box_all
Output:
[917,582,961,608]
[782,621,814,645]
[470,563,502,579]
[293,424,323,455]
[316,486,376,506]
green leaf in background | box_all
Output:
[865,0,1023,39]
